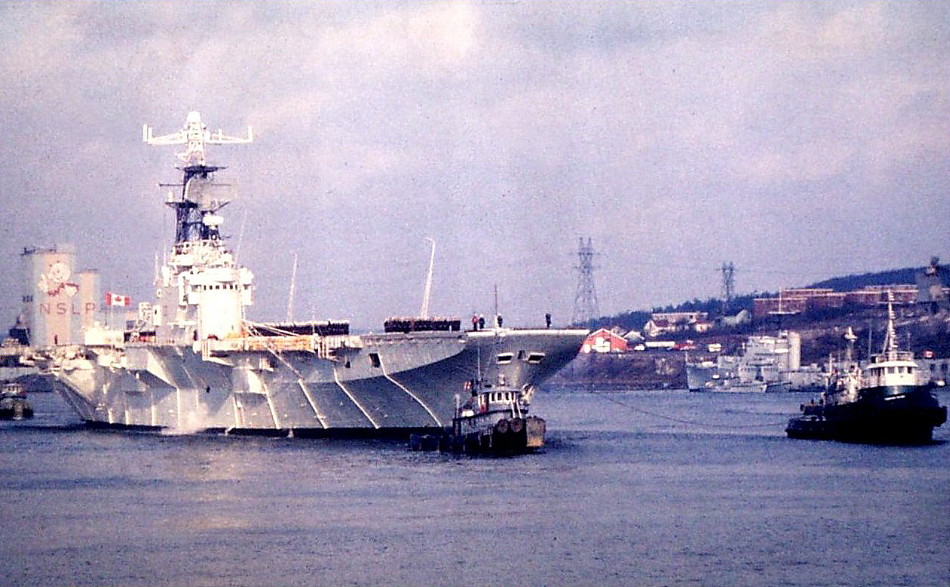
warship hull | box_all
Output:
[42,329,585,435]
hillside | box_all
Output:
[584,264,936,332]
[552,307,950,390]
[556,263,949,389]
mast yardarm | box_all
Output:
[143,111,253,243]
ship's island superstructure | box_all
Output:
[31,112,587,435]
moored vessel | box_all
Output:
[687,331,822,393]
[0,382,33,420]
[28,112,587,436]
[438,378,546,453]
[785,297,947,444]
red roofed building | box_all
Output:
[582,328,629,353]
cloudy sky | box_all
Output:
[1,1,948,330]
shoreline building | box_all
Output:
[753,286,920,319]
[20,245,101,346]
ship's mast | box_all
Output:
[287,251,298,322]
[420,237,436,318]
[882,291,898,359]
[843,326,857,363]
[143,111,253,244]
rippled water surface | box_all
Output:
[1,389,948,586]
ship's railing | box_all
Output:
[870,350,914,364]
[200,334,362,361]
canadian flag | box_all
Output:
[105,292,131,306]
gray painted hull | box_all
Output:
[46,329,586,434]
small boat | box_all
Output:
[411,379,545,454]
[0,382,34,420]
[786,297,947,444]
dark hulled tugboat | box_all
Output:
[447,380,546,453]
[786,297,946,444]
[410,378,546,454]
[0,382,33,420]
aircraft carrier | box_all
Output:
[30,112,587,435]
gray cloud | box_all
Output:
[1,1,947,330]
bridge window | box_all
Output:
[496,353,513,365]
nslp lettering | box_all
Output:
[38,302,99,315]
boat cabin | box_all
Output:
[863,350,918,389]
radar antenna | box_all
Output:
[142,111,253,244]
[143,110,252,166]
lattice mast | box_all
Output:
[721,261,736,313]
[143,111,253,244]
[572,237,599,325]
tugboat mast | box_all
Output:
[882,291,899,361]
[142,111,253,244]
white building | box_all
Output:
[20,245,101,346]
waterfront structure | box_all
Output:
[917,257,950,312]
[581,328,629,353]
[20,245,101,346]
[753,285,923,319]
[643,311,713,338]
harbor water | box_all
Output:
[1,389,948,586]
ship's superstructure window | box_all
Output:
[496,353,513,365]
[369,353,381,368]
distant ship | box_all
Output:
[29,112,587,436]
[0,382,33,420]
[785,296,946,444]
[686,331,823,393]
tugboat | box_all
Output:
[786,296,947,444]
[0,382,33,420]
[411,378,546,454]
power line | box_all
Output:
[572,237,599,325]
[721,261,735,312]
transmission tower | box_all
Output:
[721,261,736,313]
[572,237,600,325]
